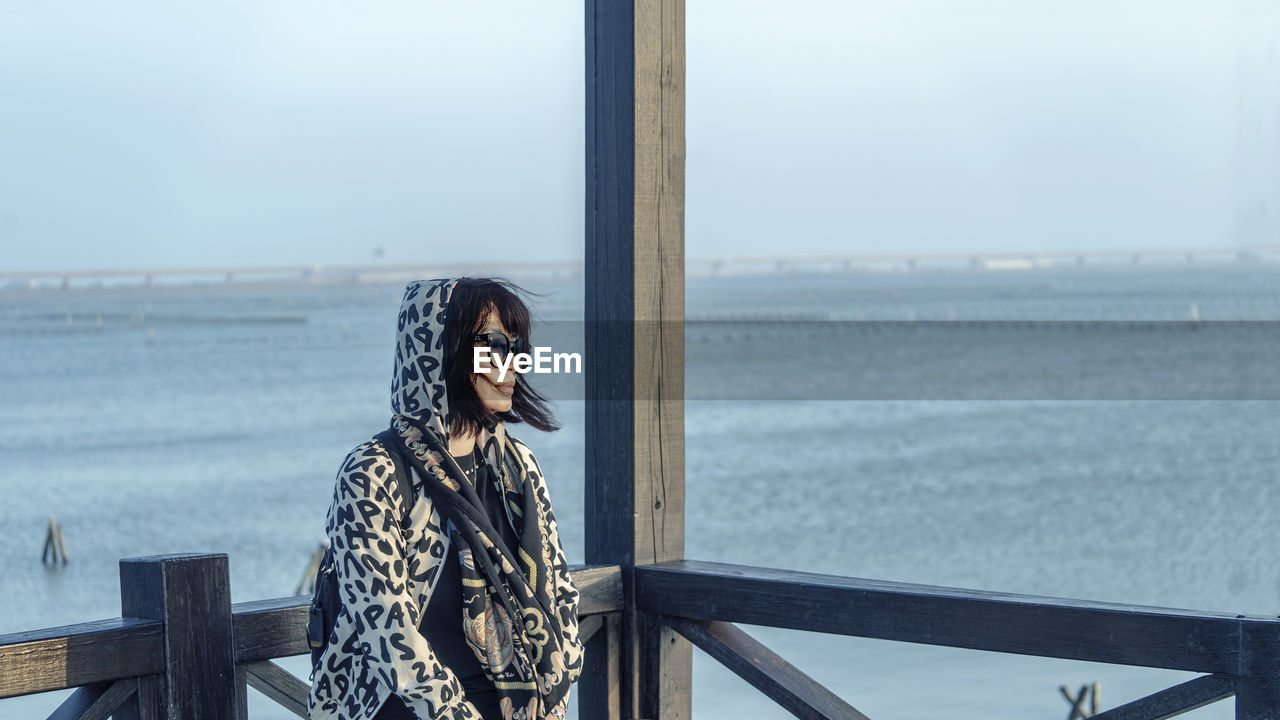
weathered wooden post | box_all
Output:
[115,553,237,720]
[1236,619,1280,720]
[583,0,687,718]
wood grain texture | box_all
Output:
[579,614,606,646]
[665,618,871,720]
[635,561,1270,674]
[583,0,685,565]
[0,618,162,698]
[585,0,639,570]
[244,660,309,718]
[47,679,137,720]
[639,613,692,720]
[231,596,310,662]
[1235,618,1280,719]
[235,664,250,720]
[1089,674,1234,720]
[584,0,640,680]
[120,553,237,719]
[586,0,686,707]
[585,0,687,716]
[1235,678,1280,720]
[631,0,685,571]
[113,674,165,720]
[580,613,623,720]
[573,564,625,617]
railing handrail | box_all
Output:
[0,617,163,699]
[5,556,1276,720]
[635,560,1280,677]
[0,562,624,701]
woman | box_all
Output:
[308,278,583,720]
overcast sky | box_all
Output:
[1,1,1276,271]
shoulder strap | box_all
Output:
[372,428,414,529]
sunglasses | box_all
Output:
[472,331,527,360]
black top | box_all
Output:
[373,449,518,720]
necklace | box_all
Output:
[455,449,479,486]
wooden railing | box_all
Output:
[633,561,1280,720]
[5,553,1278,719]
[0,554,623,719]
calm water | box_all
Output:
[3,265,1279,718]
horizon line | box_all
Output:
[6,242,1280,278]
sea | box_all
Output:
[3,263,1279,719]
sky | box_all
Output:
[1,1,1277,271]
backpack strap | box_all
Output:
[372,428,414,529]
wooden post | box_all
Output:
[115,554,237,720]
[235,665,250,720]
[42,515,68,565]
[1237,619,1280,719]
[1237,680,1280,720]
[581,613,623,719]
[583,0,687,718]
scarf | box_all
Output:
[388,413,572,720]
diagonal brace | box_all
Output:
[665,616,871,720]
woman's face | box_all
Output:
[470,308,517,416]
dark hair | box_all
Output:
[442,277,560,437]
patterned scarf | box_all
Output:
[388,413,572,720]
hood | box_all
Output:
[390,277,517,482]
[390,278,458,442]
[389,277,514,458]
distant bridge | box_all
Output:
[3,245,1280,291]
[688,244,1280,276]
[0,261,583,292]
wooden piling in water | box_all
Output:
[1060,683,1092,719]
[41,515,68,565]
[293,543,326,596]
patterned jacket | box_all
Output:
[307,279,583,720]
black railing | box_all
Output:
[636,561,1280,720]
[0,554,622,720]
[4,553,1277,719]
